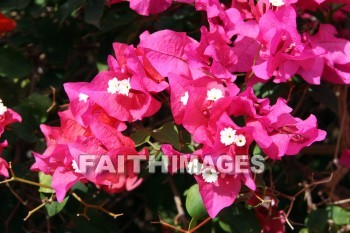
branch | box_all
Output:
[152,213,211,233]
[24,194,55,221]
[267,173,333,230]
[0,163,53,189]
[166,175,189,227]
[151,214,188,233]
[1,163,122,221]
[6,183,27,206]
[71,192,123,220]
[46,86,56,113]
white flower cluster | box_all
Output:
[220,127,246,147]
[206,88,224,101]
[107,77,131,96]
[180,91,189,106]
[78,93,89,103]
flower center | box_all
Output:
[206,88,224,101]
[235,134,247,147]
[284,43,296,54]
[220,127,237,146]
[269,0,284,7]
[291,133,309,143]
[202,167,219,183]
[180,91,189,106]
[107,77,131,96]
[278,125,308,143]
[78,93,89,103]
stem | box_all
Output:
[189,217,211,233]
[15,177,53,189]
[71,192,123,219]
[1,163,122,221]
[24,201,48,221]
[246,44,262,84]
[147,141,160,151]
[167,175,188,227]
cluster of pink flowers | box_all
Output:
[31,107,145,202]
[0,99,21,178]
[33,0,349,221]
[161,83,326,217]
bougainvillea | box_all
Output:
[0,99,21,177]
[30,0,346,219]
[1,0,350,232]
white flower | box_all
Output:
[206,88,224,101]
[235,134,246,147]
[180,91,189,106]
[107,78,120,94]
[118,78,131,96]
[0,99,8,116]
[107,77,131,96]
[269,0,284,7]
[202,167,219,183]
[72,160,81,174]
[220,127,237,146]
[187,158,202,175]
[78,93,89,103]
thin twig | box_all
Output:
[189,217,211,233]
[1,163,122,221]
[332,198,350,205]
[166,175,189,227]
[0,163,53,189]
[46,86,56,113]
[6,183,27,206]
[71,192,123,220]
[268,173,333,230]
[152,213,211,233]
[24,194,55,221]
[5,202,20,233]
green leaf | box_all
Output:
[12,106,39,142]
[253,144,262,156]
[328,206,350,225]
[45,197,69,217]
[218,206,260,233]
[218,220,232,233]
[0,47,32,79]
[188,218,198,230]
[35,0,46,6]
[84,0,105,27]
[22,93,51,120]
[305,209,328,233]
[185,184,208,220]
[72,181,89,193]
[97,62,108,72]
[38,172,54,193]
[130,128,151,147]
[152,122,181,150]
[100,11,137,32]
